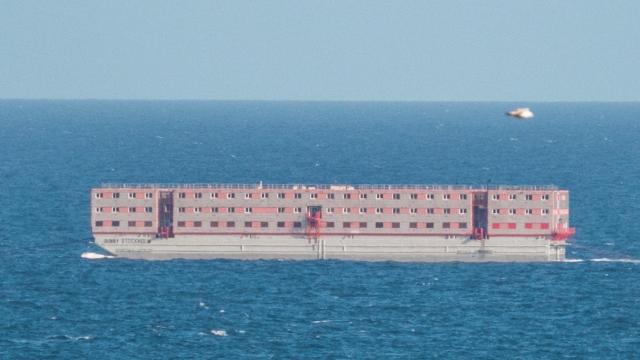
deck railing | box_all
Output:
[100,183,559,191]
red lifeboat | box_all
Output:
[552,227,576,241]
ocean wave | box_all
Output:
[589,258,640,264]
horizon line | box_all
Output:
[1,98,639,103]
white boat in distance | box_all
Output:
[506,107,534,119]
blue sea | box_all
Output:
[1,100,639,359]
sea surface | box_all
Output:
[1,100,639,359]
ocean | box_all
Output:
[1,100,639,359]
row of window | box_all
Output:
[492,223,550,230]
[491,194,551,201]
[95,221,153,227]
[174,192,469,201]
[174,206,471,215]
[95,192,153,199]
[175,221,469,229]
[95,207,153,213]
[95,191,556,202]
[492,208,550,215]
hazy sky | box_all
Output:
[1,1,639,101]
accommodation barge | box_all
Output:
[90,183,575,261]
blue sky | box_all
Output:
[1,1,638,101]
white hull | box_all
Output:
[94,234,566,262]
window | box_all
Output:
[359,208,367,214]
[542,194,550,201]
[524,223,533,229]
[178,207,185,213]
[95,207,103,213]
[210,192,219,199]
[95,221,103,227]
[177,221,185,227]
[376,208,383,214]
[492,194,499,200]
[326,222,335,228]
[178,192,186,199]
[459,208,467,214]
[227,221,235,227]
[244,207,252,214]
[492,223,500,229]
[343,208,351,214]
[112,207,120,213]
[427,193,435,200]
[145,207,153,213]
[195,192,203,199]
[278,193,285,199]
[278,207,285,213]
[211,207,219,213]
[376,193,383,199]
[459,222,467,229]
[411,193,418,200]
[210,221,219,227]
[95,192,103,199]
[293,222,302,228]
[327,193,335,199]
[294,193,302,199]
[112,193,120,199]
[343,222,351,228]
[542,209,550,215]
[277,221,285,228]
[194,207,201,213]
[392,222,400,228]
[194,221,202,227]
[261,193,269,199]
[443,194,451,200]
[144,221,152,227]
[443,208,451,215]
[459,194,468,200]
[541,223,550,229]
[128,192,136,199]
[326,207,334,214]
[227,193,235,199]
[261,222,268,228]
[525,209,533,215]
[310,193,318,199]
[244,221,252,228]
[145,192,153,199]
[525,194,533,201]
[492,209,500,215]
[508,223,517,229]
[244,193,252,199]
[359,193,367,199]
[442,222,451,229]
[294,207,302,214]
[393,208,400,214]
[375,222,383,228]
[112,221,120,227]
[129,207,136,213]
[509,194,517,200]
[427,208,434,214]
[343,193,351,200]
[359,222,367,228]
[409,222,418,229]
[393,193,400,200]
[410,208,418,214]
[228,207,235,213]
[509,209,516,215]
[426,222,434,228]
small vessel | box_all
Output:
[506,107,534,119]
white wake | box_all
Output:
[81,252,115,260]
